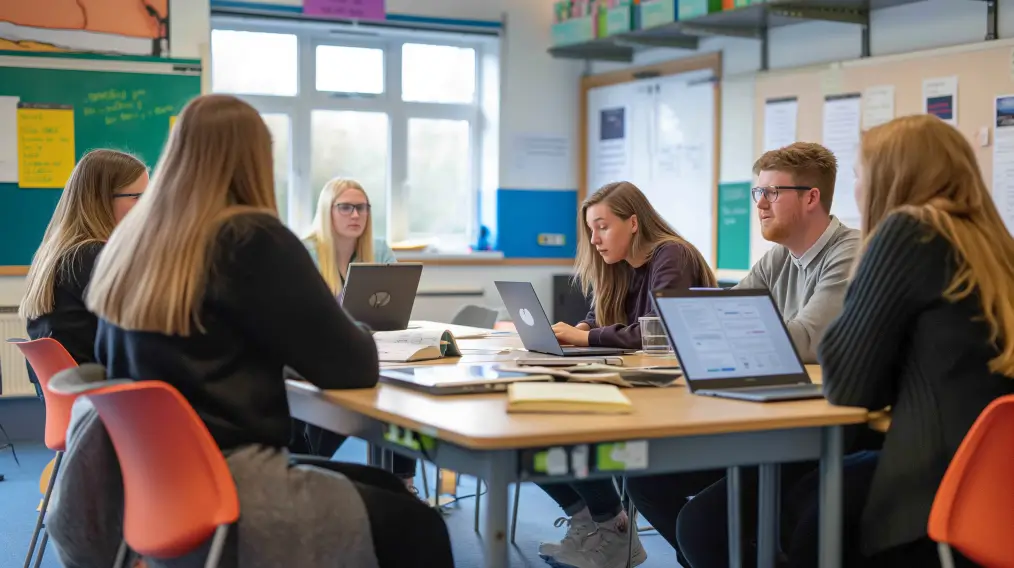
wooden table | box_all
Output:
[287,330,871,568]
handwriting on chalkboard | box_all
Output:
[17,103,76,189]
[81,89,174,126]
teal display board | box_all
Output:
[0,61,201,269]
[716,181,752,270]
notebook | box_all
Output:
[506,382,634,414]
[373,329,462,362]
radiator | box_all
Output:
[0,307,33,397]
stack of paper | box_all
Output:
[507,382,633,415]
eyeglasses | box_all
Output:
[113,193,143,201]
[750,185,813,203]
[334,202,371,216]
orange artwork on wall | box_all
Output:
[0,0,169,57]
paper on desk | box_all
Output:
[0,96,18,182]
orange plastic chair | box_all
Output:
[8,338,80,568]
[928,394,1014,568]
[48,365,239,567]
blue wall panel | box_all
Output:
[496,189,577,258]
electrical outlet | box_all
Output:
[538,233,566,246]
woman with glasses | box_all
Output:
[21,149,147,391]
[296,177,419,490]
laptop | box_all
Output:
[341,263,423,332]
[380,363,552,395]
[652,288,824,402]
[494,281,633,357]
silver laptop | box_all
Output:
[652,288,824,402]
[341,263,423,332]
[380,364,551,395]
[494,281,633,357]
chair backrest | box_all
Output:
[451,304,499,329]
[928,394,1014,566]
[67,376,239,559]
[8,338,80,451]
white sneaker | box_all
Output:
[549,519,647,568]
[538,510,596,560]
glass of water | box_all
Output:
[639,316,672,356]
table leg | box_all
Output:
[757,463,779,568]
[819,426,844,568]
[727,466,742,568]
[482,452,511,568]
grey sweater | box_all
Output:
[734,216,860,363]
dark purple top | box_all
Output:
[581,242,704,349]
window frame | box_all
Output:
[210,15,495,250]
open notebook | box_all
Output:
[373,329,463,363]
[496,363,681,388]
[507,382,633,414]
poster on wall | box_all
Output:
[923,76,958,126]
[823,93,862,228]
[595,107,629,185]
[763,97,798,151]
[0,0,169,57]
[992,95,1014,234]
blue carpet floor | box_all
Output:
[0,439,680,567]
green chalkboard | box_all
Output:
[717,181,752,270]
[0,61,200,268]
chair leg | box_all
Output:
[510,481,521,544]
[937,542,956,568]
[205,524,231,568]
[30,530,48,568]
[114,540,129,568]
[420,462,431,501]
[24,450,62,568]
[474,479,482,532]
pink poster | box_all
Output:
[304,0,385,21]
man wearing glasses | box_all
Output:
[734,141,860,363]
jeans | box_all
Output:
[537,480,624,522]
[290,419,418,480]
[290,456,454,567]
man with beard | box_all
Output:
[734,141,860,363]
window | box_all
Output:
[211,17,498,251]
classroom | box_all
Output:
[1,0,1013,567]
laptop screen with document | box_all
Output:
[653,291,805,382]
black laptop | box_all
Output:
[652,288,824,402]
[341,263,423,332]
[494,281,633,357]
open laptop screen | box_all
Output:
[654,293,804,381]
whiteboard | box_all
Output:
[586,69,716,266]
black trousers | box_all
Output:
[537,479,624,522]
[290,456,454,567]
[290,419,417,479]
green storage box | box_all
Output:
[679,0,722,19]
[640,0,675,29]
[552,15,597,46]
[599,4,634,37]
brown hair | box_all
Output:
[575,181,717,326]
[86,94,277,335]
[753,142,837,213]
[305,178,376,295]
[20,150,146,320]
[859,114,1014,376]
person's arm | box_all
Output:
[731,248,774,291]
[783,236,859,363]
[217,214,379,390]
[578,304,596,330]
[588,244,696,349]
[819,214,946,410]
[374,240,398,264]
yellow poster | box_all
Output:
[17,103,75,189]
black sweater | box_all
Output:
[95,213,379,451]
[819,212,1014,555]
[27,242,104,368]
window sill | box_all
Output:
[393,251,573,266]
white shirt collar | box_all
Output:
[792,216,841,270]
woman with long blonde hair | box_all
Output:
[678,114,1014,567]
[304,178,396,297]
[537,181,716,568]
[20,149,147,384]
[296,177,417,487]
[48,94,453,568]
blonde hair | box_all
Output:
[859,114,1014,376]
[753,142,838,213]
[305,178,375,295]
[576,181,717,326]
[19,149,146,320]
[86,94,277,335]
